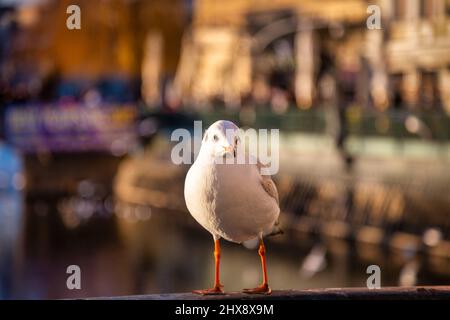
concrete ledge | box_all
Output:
[92,286,450,300]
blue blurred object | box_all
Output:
[0,140,23,299]
[97,77,137,103]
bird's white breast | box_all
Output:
[184,158,279,243]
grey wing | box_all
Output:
[256,160,279,205]
[256,160,283,237]
[260,177,279,205]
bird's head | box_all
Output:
[202,120,240,158]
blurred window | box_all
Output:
[393,0,407,20]
[420,0,446,18]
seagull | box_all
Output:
[184,120,281,295]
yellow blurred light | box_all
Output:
[17,6,40,27]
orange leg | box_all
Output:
[242,238,272,294]
[193,239,224,295]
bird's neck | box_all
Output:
[195,147,220,166]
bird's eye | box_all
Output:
[213,135,219,142]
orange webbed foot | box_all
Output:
[242,283,272,295]
[192,286,225,295]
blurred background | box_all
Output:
[0,0,450,299]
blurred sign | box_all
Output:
[5,104,137,154]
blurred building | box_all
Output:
[383,0,450,113]
[1,0,449,113]
[0,0,190,105]
[175,0,450,113]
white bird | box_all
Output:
[184,120,281,295]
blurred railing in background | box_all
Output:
[196,107,450,139]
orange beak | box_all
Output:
[222,145,233,154]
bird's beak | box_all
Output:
[222,143,237,157]
[222,145,234,154]
[222,136,237,157]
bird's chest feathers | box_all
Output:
[189,162,254,215]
